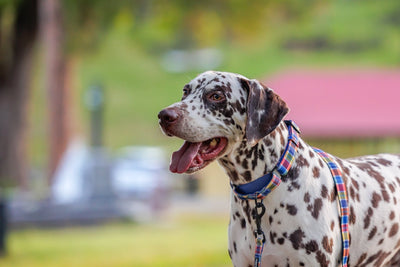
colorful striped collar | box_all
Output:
[231,120,300,200]
[313,148,349,267]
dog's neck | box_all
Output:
[218,121,289,185]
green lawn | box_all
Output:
[0,216,231,267]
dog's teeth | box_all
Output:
[210,139,217,147]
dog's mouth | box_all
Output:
[170,137,228,174]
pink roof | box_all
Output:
[263,69,400,138]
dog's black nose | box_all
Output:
[158,107,180,125]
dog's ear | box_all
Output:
[240,78,289,147]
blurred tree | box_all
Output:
[62,0,136,52]
[59,0,323,53]
[0,0,38,190]
[39,0,70,184]
[0,0,137,189]
[120,0,323,51]
[0,0,38,256]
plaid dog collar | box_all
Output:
[231,120,300,200]
[230,120,300,267]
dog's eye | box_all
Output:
[208,92,225,102]
[182,88,189,99]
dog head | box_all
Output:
[158,71,288,173]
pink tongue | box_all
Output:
[170,141,202,173]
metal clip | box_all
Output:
[253,198,266,240]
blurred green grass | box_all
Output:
[0,217,231,267]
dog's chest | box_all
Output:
[227,152,400,267]
[227,163,343,266]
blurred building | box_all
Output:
[263,68,400,157]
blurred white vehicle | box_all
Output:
[111,146,170,199]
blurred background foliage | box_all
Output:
[32,0,400,163]
[19,0,398,179]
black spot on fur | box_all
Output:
[368,226,377,240]
[289,228,305,250]
[243,171,252,182]
[270,231,276,244]
[307,198,323,220]
[321,185,328,199]
[305,240,319,254]
[241,218,246,229]
[364,207,373,229]
[286,204,297,216]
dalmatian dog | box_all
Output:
[158,71,400,266]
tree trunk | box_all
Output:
[0,0,38,256]
[40,0,69,184]
[0,0,38,189]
